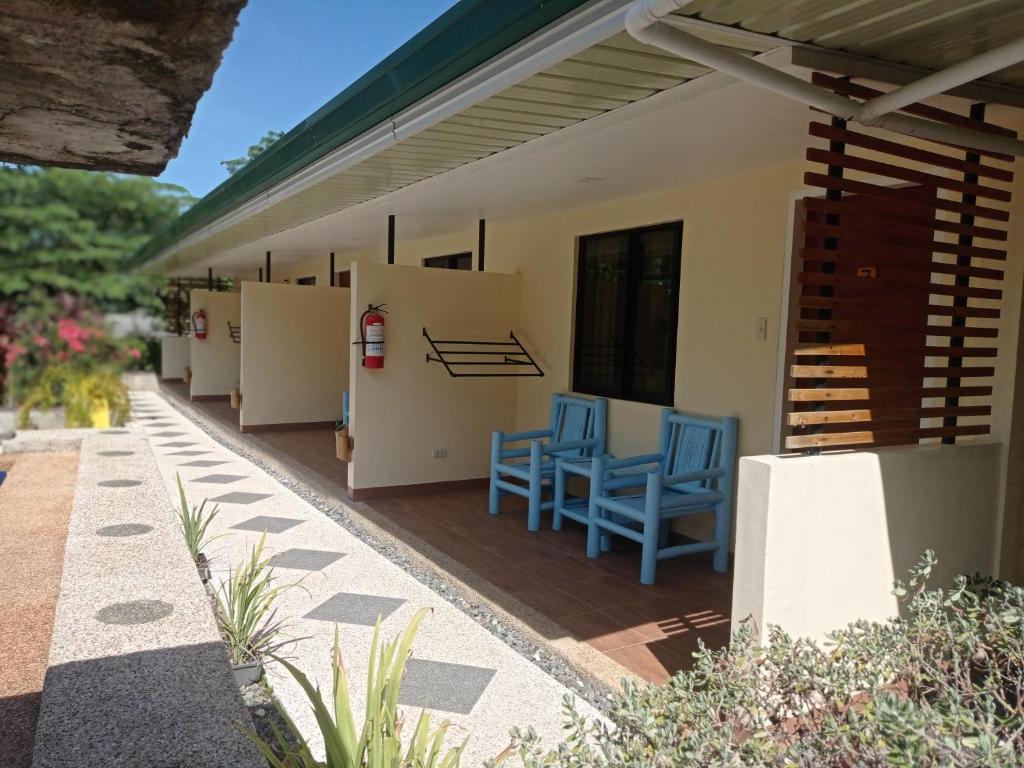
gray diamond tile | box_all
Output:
[168,450,209,456]
[146,422,173,427]
[158,441,196,448]
[152,431,185,437]
[305,592,405,626]
[178,459,229,468]
[194,473,248,485]
[398,659,496,714]
[267,549,346,571]
[228,514,300,533]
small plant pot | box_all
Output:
[229,388,241,410]
[232,661,263,687]
[196,553,211,583]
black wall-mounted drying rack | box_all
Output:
[227,321,241,344]
[423,328,544,378]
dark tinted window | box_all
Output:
[424,252,472,270]
[573,222,682,405]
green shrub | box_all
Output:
[17,364,129,428]
[249,609,465,768]
[216,534,299,666]
[174,473,221,565]
[502,552,1024,768]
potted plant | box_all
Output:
[247,608,466,767]
[230,382,241,410]
[175,473,221,583]
[216,534,302,686]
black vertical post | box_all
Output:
[387,215,395,264]
[943,102,986,445]
[478,218,486,271]
[207,267,213,291]
[265,251,272,282]
[174,278,183,336]
[258,267,263,283]
[329,252,335,286]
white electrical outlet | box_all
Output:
[432,447,447,458]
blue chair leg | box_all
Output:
[527,439,543,532]
[488,431,501,516]
[658,520,671,548]
[600,513,612,553]
[586,457,604,558]
[712,500,729,572]
[640,474,661,585]
[552,463,565,531]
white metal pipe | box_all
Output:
[859,36,1024,123]
[625,0,1024,156]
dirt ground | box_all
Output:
[0,451,78,768]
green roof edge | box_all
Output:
[132,0,592,270]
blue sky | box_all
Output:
[158,0,458,199]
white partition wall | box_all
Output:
[188,290,241,399]
[159,335,189,380]
[348,262,522,497]
[239,282,350,430]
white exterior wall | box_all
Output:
[159,335,189,380]
[239,282,350,428]
[188,290,241,399]
[732,443,1002,643]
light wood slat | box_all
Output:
[803,221,1007,263]
[804,172,1010,222]
[790,365,994,379]
[788,386,993,402]
[807,148,1012,203]
[808,122,1015,183]
[786,405,991,427]
[784,424,990,450]
[810,73,1017,159]
[797,270,1003,301]
[803,198,1008,242]
[798,295,1001,320]
[793,343,997,358]
[796,319,998,339]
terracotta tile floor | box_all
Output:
[162,382,732,683]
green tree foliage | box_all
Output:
[0,165,193,313]
[220,130,285,176]
[0,165,193,401]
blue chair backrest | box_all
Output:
[549,394,607,458]
[658,409,737,492]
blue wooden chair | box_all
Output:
[553,408,737,585]
[342,390,349,425]
[489,394,607,531]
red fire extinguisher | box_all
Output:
[192,309,208,340]
[359,304,387,369]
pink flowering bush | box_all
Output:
[4,291,136,411]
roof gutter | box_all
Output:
[626,0,1024,156]
[141,0,634,272]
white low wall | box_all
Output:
[349,262,521,493]
[732,442,1001,643]
[239,282,350,428]
[159,336,190,380]
[189,290,241,399]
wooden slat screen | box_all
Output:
[783,74,1016,452]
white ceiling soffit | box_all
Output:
[187,64,812,274]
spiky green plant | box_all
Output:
[216,534,298,666]
[249,608,465,768]
[175,472,221,564]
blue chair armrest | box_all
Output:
[604,453,663,471]
[661,468,725,486]
[554,456,598,477]
[540,437,599,455]
[500,428,554,443]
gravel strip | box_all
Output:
[155,393,617,712]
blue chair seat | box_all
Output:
[489,394,607,531]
